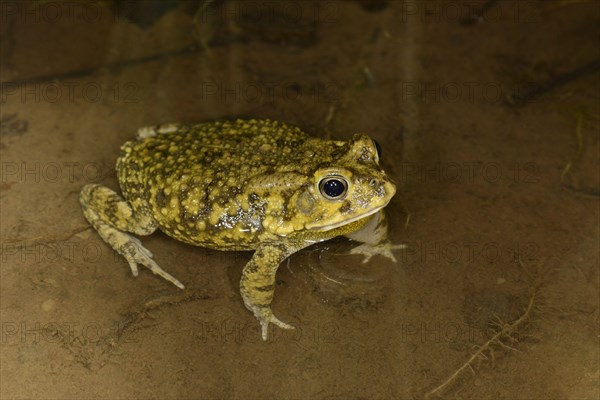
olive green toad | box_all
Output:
[80,119,402,340]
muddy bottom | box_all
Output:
[1,1,598,399]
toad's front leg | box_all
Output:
[240,242,305,341]
[346,210,405,263]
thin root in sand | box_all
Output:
[424,260,547,398]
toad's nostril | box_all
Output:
[369,179,378,187]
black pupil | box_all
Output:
[323,179,346,198]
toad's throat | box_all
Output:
[306,204,387,232]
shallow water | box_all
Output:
[1,1,599,399]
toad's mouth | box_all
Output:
[306,204,387,232]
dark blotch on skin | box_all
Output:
[155,190,167,208]
[256,284,275,292]
[339,200,352,214]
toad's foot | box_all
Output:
[249,305,295,341]
[118,233,185,289]
[350,242,407,264]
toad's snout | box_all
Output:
[369,177,396,199]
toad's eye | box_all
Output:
[372,139,382,159]
[319,176,348,200]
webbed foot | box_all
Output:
[350,242,407,264]
[118,233,185,289]
[249,305,295,341]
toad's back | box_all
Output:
[115,119,342,248]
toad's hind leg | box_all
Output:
[79,184,184,289]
